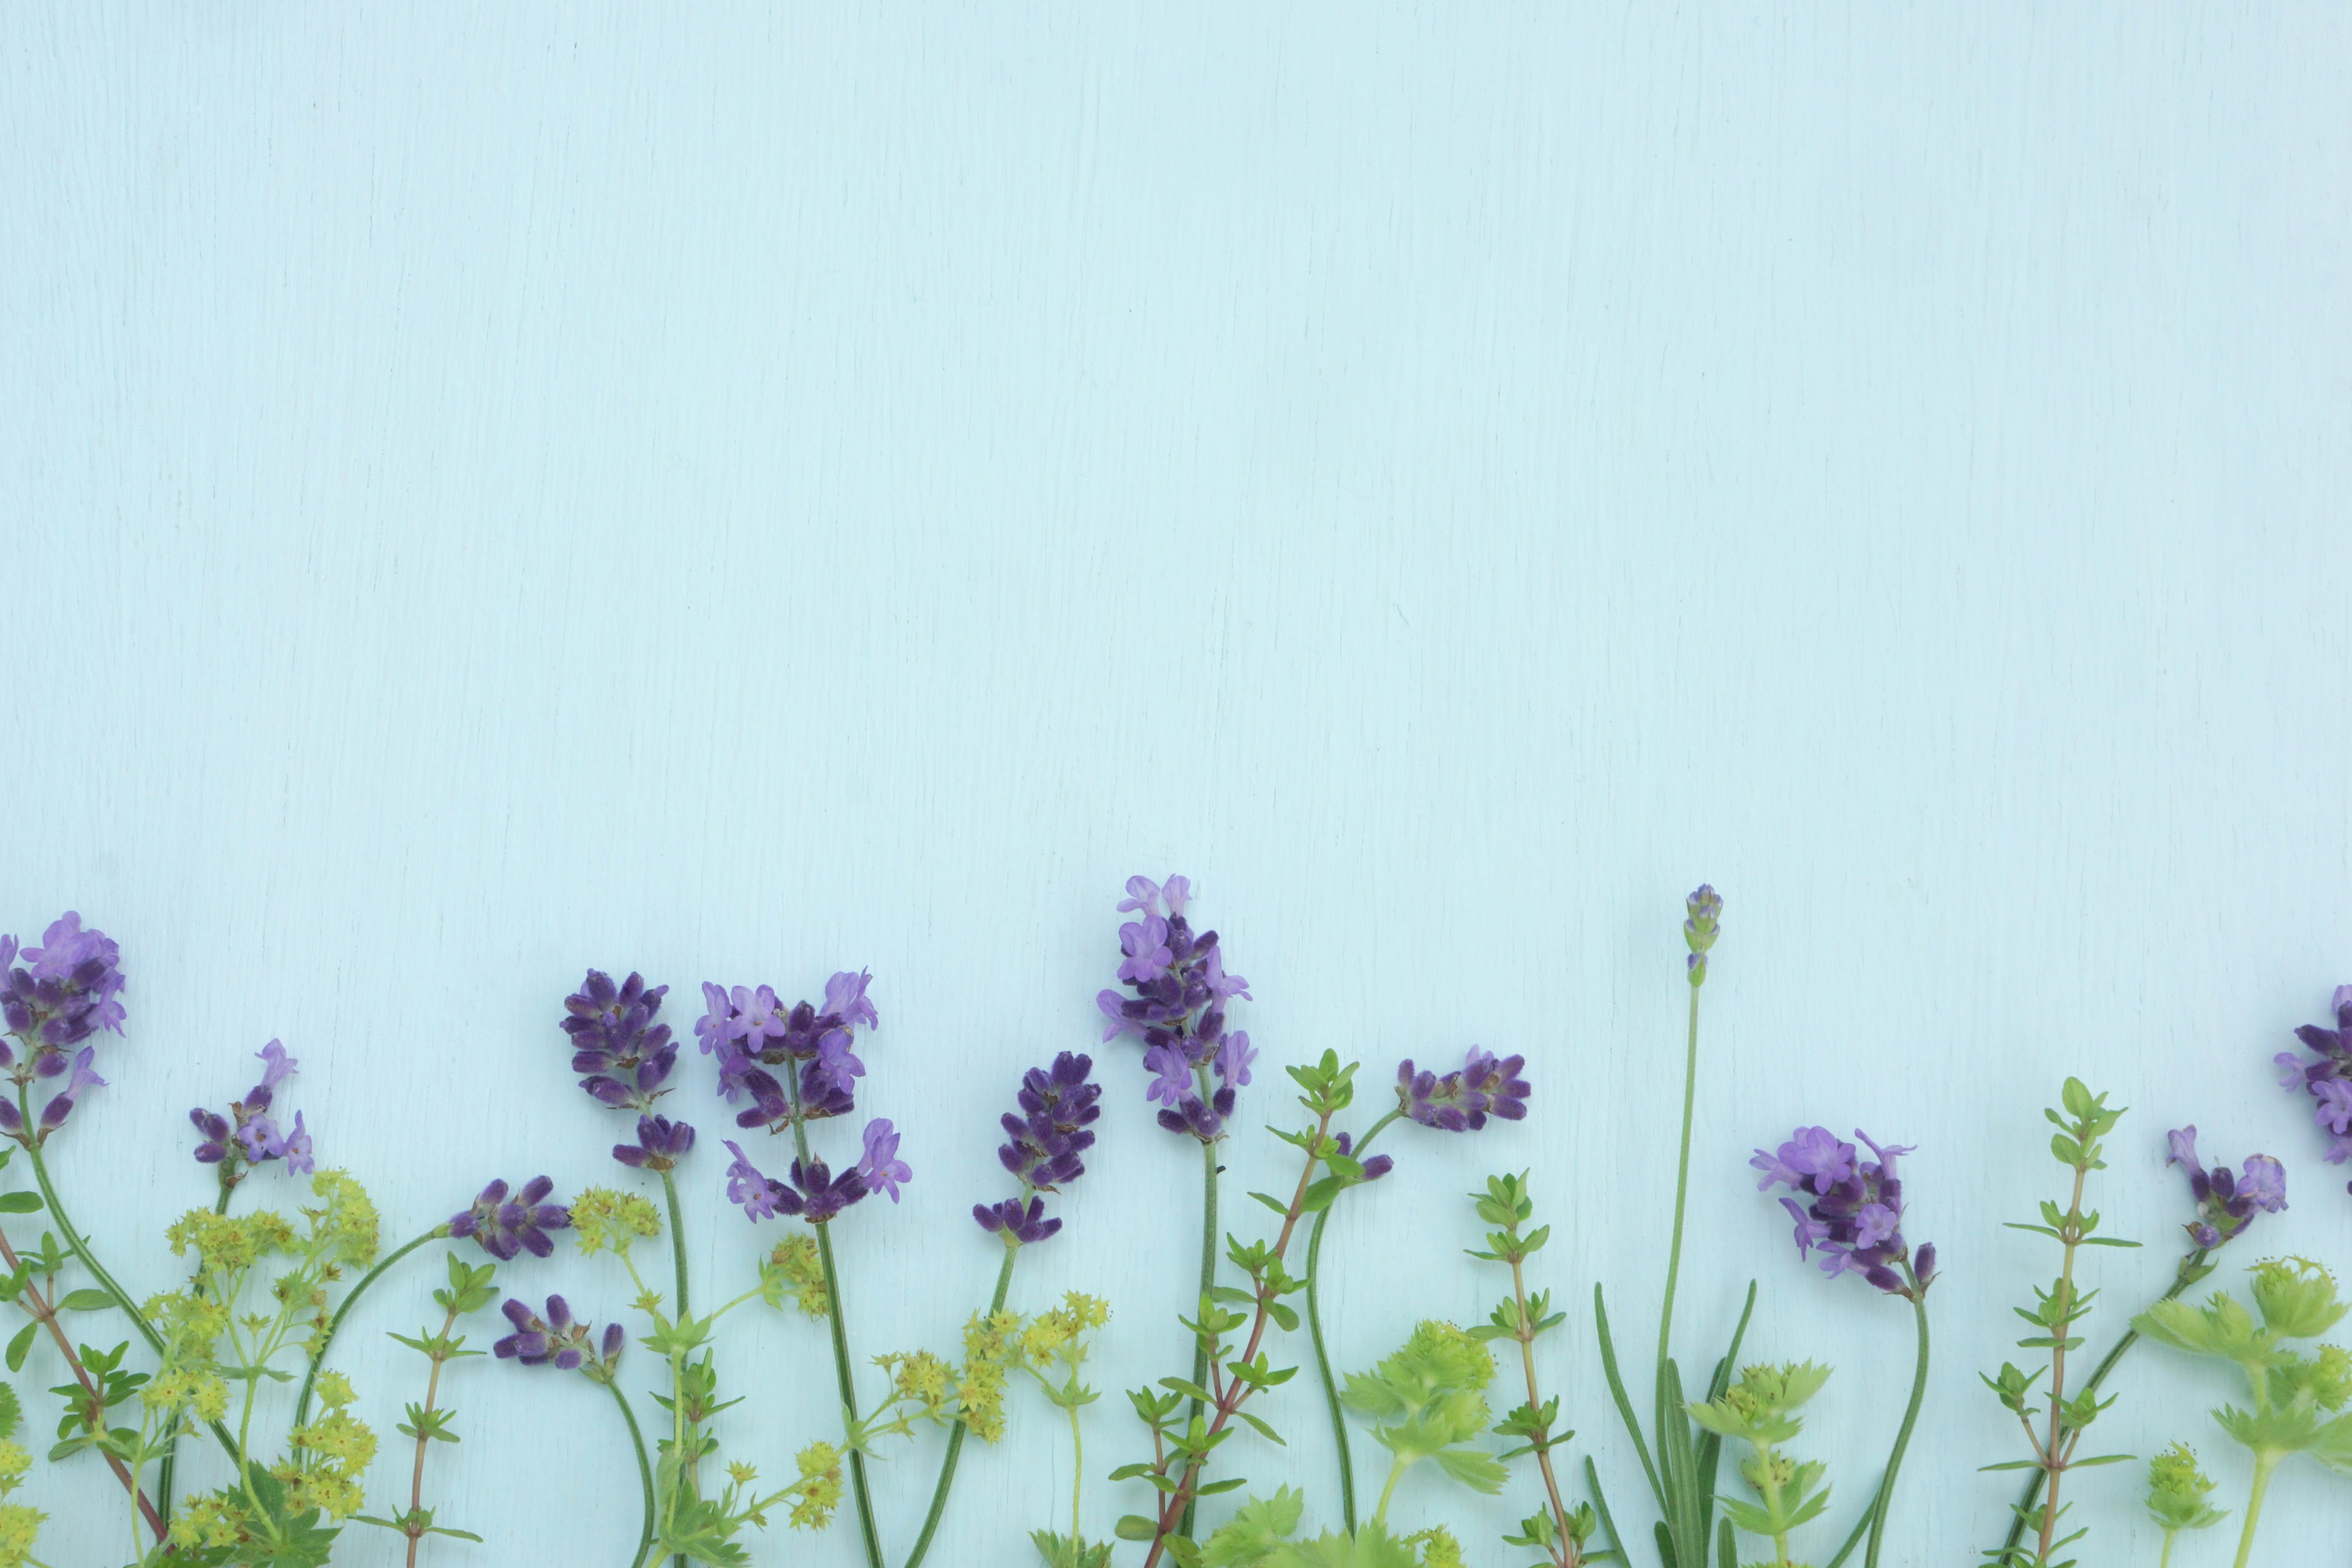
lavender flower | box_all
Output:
[562,970,677,1112]
[2165,1126,2287,1249]
[190,1039,312,1182]
[2274,984,2352,1191]
[1396,1048,1531,1133]
[612,1113,696,1172]
[1684,884,1723,986]
[451,1176,573,1261]
[974,1052,1102,1246]
[1,914,127,1134]
[494,1294,606,1371]
[706,971,881,1134]
[1331,1129,1393,1183]
[717,1138,869,1224]
[1095,873,1251,1143]
[1753,1126,1937,1300]
[856,1118,911,1203]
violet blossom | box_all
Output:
[1752,1126,1937,1300]
[718,1136,877,1225]
[190,1039,313,1183]
[451,1175,573,1261]
[974,1051,1102,1246]
[2165,1126,2287,1249]
[562,970,677,1112]
[1095,873,1251,1143]
[612,1113,696,1172]
[494,1294,619,1376]
[1,914,127,1138]
[2277,984,2352,1190]
[704,970,881,1134]
[1396,1047,1531,1133]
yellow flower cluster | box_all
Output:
[279,1371,375,1520]
[1018,1291,1109,1365]
[143,1364,230,1423]
[573,1187,664,1257]
[957,1310,1023,1443]
[0,1502,41,1568]
[167,1208,295,1275]
[304,1169,382,1268]
[168,1494,252,1553]
[787,1440,843,1531]
[1408,1525,1465,1568]
[766,1235,829,1317]
[876,1349,955,1414]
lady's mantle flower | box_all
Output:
[974,1052,1102,1246]
[1752,1126,1936,1300]
[2165,1126,2286,1249]
[450,1176,573,1261]
[190,1039,313,1182]
[1396,1047,1531,1133]
[495,1295,623,1378]
[612,1114,696,1172]
[2275,984,2352,1189]
[1095,874,1251,1144]
[562,970,677,1112]
[704,971,881,1133]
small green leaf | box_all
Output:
[4,1324,33,1374]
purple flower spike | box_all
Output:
[2,913,127,1101]
[612,1114,696,1172]
[188,1039,312,1182]
[856,1118,912,1204]
[781,1155,869,1224]
[2278,985,2352,1189]
[978,1052,1102,1248]
[451,1175,573,1261]
[1754,1124,1933,1301]
[1098,873,1250,1145]
[974,1196,1061,1245]
[1397,1048,1532,1134]
[2166,1125,2286,1249]
[495,1294,600,1373]
[563,970,676,1113]
[710,970,882,1135]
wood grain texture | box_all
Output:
[3,5,2349,1564]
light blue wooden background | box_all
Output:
[5,6,2350,1565]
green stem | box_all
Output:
[20,1110,243,1466]
[1861,1292,1932,1568]
[1070,1392,1085,1540]
[660,1168,690,1319]
[608,1377,658,1568]
[2160,1529,2177,1568]
[786,1093,883,1568]
[658,1167,693,1568]
[1372,1452,1407,1527]
[155,1178,235,1530]
[1657,983,1701,1369]
[900,1243,1021,1568]
[2230,1452,2278,1568]
[1305,1106,1400,1535]
[292,1226,443,1434]
[1180,1126,1220,1542]
[1996,1248,2209,1562]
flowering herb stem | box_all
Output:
[0,1223,167,1542]
[606,1375,658,1568]
[1509,1245,1579,1566]
[1657,983,1700,1370]
[900,1243,1020,1568]
[2230,1452,2278,1568]
[1180,1121,1220,1539]
[292,1224,443,1436]
[1303,1104,1401,1532]
[153,1179,234,1532]
[787,1102,884,1568]
[1861,1287,1930,1568]
[1139,1108,1331,1568]
[1992,1246,2210,1564]
[657,1164,693,1568]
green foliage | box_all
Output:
[1186,1491,1464,1568]
[1687,1364,1833,1567]
[1343,1321,1508,1501]
[2141,1442,2226,1535]
[1031,1528,1117,1568]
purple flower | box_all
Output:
[1214,1031,1257,1090]
[189,1039,312,1180]
[1097,873,1251,1144]
[612,1114,696,1172]
[1684,884,1723,984]
[450,1176,573,1261]
[1333,1129,1394,1183]
[974,1195,1061,1245]
[714,971,881,1134]
[780,1155,869,1224]
[34,1046,108,1135]
[2318,1080,2352,1141]
[563,970,676,1112]
[723,1139,786,1222]
[1754,1125,1934,1300]
[494,1294,599,1371]
[1397,1049,1532,1134]
[2278,985,2352,1190]
[2166,1125,2287,1249]
[856,1118,911,1204]
[1,913,126,1092]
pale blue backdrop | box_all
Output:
[4,6,2350,1566]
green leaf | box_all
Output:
[3,1324,32,1374]
[57,1289,114,1312]
[1115,1515,1161,1542]
[0,1193,41,1214]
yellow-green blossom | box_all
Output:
[573,1187,664,1257]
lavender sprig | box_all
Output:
[189,1039,314,1187]
[0,913,127,1142]
[2274,983,2352,1189]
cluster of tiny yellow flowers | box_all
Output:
[1017,1291,1110,1366]
[303,1169,382,1269]
[765,1235,829,1317]
[168,1493,253,1552]
[168,1207,296,1276]
[277,1370,375,1520]
[1408,1525,1466,1568]
[573,1187,664,1257]
[142,1288,232,1422]
[0,1503,42,1568]
[787,1440,844,1531]
[957,1310,1023,1443]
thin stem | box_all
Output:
[900,1243,1021,1568]
[1510,1245,1578,1567]
[786,1095,884,1568]
[1657,983,1701,1369]
[1306,1105,1400,1534]
[1997,1248,2209,1562]
[292,1225,443,1435]
[2160,1529,2177,1568]
[1372,1452,1406,1527]
[2230,1452,2277,1568]
[1862,1290,1932,1568]
[1069,1394,1085,1540]
[659,1166,693,1568]
[608,1376,658,1568]
[20,1112,244,1467]
[403,1297,463,1568]
[1180,1120,1220,1540]
[154,1177,232,1532]
[660,1169,690,1319]
[2036,1164,2090,1566]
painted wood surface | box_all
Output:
[4,6,2349,1564]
